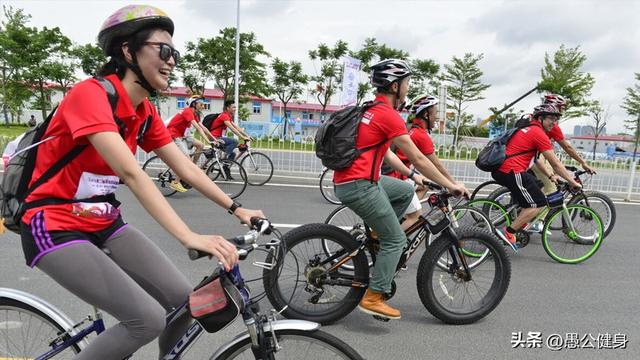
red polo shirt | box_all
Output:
[23,74,172,232]
[390,120,435,179]
[167,107,199,139]
[498,120,553,173]
[333,94,408,184]
[210,111,232,137]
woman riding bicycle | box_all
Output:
[333,59,468,321]
[18,5,264,359]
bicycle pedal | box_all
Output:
[372,315,391,322]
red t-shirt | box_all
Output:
[498,120,553,173]
[23,74,172,232]
[390,121,435,179]
[210,111,232,137]
[548,123,564,142]
[167,107,198,139]
[333,95,408,184]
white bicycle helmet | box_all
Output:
[409,94,439,116]
[369,58,413,88]
[186,94,205,107]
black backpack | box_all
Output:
[0,77,153,234]
[315,101,383,171]
[202,113,221,132]
[475,124,534,173]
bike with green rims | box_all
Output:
[467,181,604,264]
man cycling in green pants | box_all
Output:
[333,59,468,321]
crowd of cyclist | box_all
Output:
[5,3,604,359]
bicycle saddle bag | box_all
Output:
[189,270,244,333]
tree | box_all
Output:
[488,106,524,134]
[408,59,440,100]
[271,58,308,139]
[0,6,34,124]
[586,101,608,160]
[349,38,411,105]
[308,40,349,118]
[621,72,640,161]
[179,28,270,102]
[72,43,106,77]
[442,53,491,147]
[538,44,595,119]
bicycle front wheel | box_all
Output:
[0,297,81,359]
[240,151,274,186]
[206,160,248,199]
[262,224,369,325]
[213,329,364,360]
[417,227,511,324]
[469,180,501,201]
[142,155,177,197]
[568,191,616,238]
[319,169,341,204]
[542,204,604,264]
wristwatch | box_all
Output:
[228,201,242,214]
[408,168,417,180]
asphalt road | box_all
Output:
[1,180,639,359]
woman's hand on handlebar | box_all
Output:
[448,182,471,199]
[234,207,266,226]
[187,233,239,271]
[582,163,597,175]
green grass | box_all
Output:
[0,125,30,138]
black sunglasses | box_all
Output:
[144,42,180,64]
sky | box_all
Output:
[4,0,640,134]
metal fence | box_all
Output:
[3,135,638,197]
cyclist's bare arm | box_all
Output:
[426,153,456,183]
[191,120,215,142]
[557,139,596,174]
[383,149,412,176]
[540,149,581,187]
[533,158,553,178]
[392,134,468,196]
[87,132,239,268]
[224,120,251,140]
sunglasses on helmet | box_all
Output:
[144,42,180,64]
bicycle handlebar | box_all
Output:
[188,218,273,261]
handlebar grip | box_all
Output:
[422,180,443,190]
[565,165,578,172]
[188,249,209,261]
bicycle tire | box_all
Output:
[319,169,341,205]
[262,223,369,325]
[206,159,248,199]
[469,180,500,201]
[0,297,81,358]
[142,155,177,197]
[324,205,374,270]
[541,204,604,264]
[567,191,616,238]
[416,227,511,324]
[212,328,364,360]
[240,151,274,186]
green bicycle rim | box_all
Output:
[542,204,603,264]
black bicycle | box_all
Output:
[0,218,363,360]
[262,182,511,325]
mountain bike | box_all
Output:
[483,166,616,238]
[468,181,604,264]
[262,181,511,325]
[319,167,341,205]
[235,141,274,186]
[142,143,248,199]
[0,219,364,360]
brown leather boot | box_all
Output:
[358,288,401,319]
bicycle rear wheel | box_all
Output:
[417,227,511,324]
[142,155,178,197]
[262,224,369,325]
[240,151,274,186]
[542,204,604,264]
[319,169,341,205]
[324,205,374,270]
[0,297,81,359]
[206,160,248,199]
[213,329,364,359]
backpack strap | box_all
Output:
[21,78,121,205]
